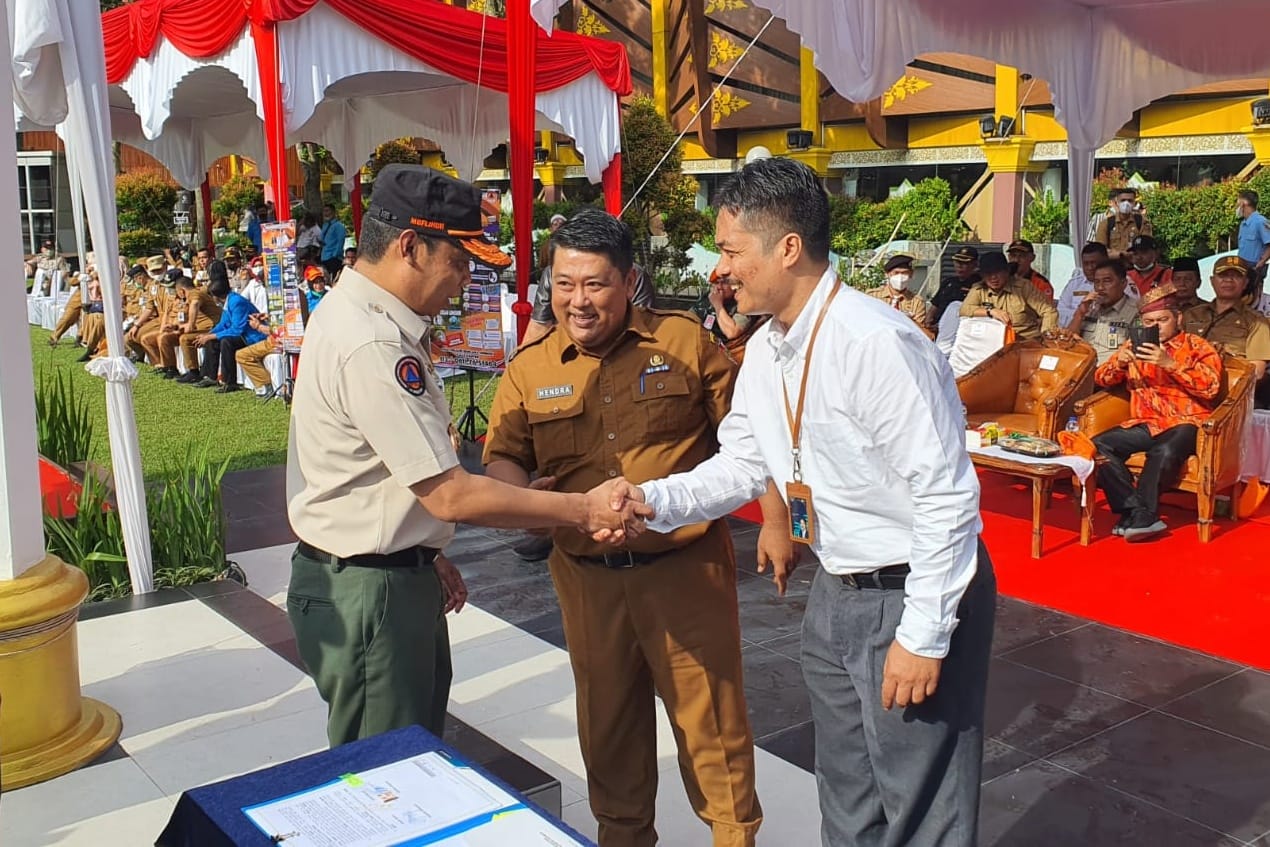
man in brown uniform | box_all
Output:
[960,250,1059,341]
[156,277,223,378]
[866,253,929,329]
[47,271,84,346]
[1183,255,1270,384]
[484,209,766,847]
[126,256,171,362]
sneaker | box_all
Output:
[1124,520,1167,542]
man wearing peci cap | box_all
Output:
[867,254,929,329]
[1182,255,1270,388]
[287,165,650,748]
[928,245,980,329]
[1170,256,1207,312]
[1093,282,1222,541]
[959,250,1059,341]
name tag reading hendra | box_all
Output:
[536,385,574,400]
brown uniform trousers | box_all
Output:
[80,312,106,352]
[485,308,761,847]
[50,288,83,342]
[236,337,276,389]
[136,287,175,364]
[158,290,223,370]
[960,277,1060,341]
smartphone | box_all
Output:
[1129,324,1159,351]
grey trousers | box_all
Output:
[801,542,996,847]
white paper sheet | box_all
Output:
[243,751,587,847]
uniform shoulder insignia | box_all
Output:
[395,356,427,396]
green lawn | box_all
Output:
[29,326,501,479]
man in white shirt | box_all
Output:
[608,158,995,847]
[1057,241,1143,326]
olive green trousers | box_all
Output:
[287,549,452,747]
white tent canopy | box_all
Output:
[99,3,621,188]
[752,0,1270,242]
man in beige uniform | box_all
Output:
[866,254,928,329]
[287,165,648,747]
[1064,258,1139,363]
[960,250,1059,341]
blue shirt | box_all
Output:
[1238,211,1270,265]
[320,219,347,262]
[210,291,266,344]
[246,217,262,253]
[306,290,325,314]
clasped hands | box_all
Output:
[576,477,656,545]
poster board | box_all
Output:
[263,221,304,353]
[429,190,506,373]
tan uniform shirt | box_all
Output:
[177,288,223,332]
[287,268,459,557]
[1095,214,1153,256]
[1183,302,1270,362]
[866,285,928,328]
[1078,295,1139,363]
[484,307,736,558]
[960,277,1059,340]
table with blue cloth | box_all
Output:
[156,725,594,846]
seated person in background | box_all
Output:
[304,264,328,314]
[240,258,269,312]
[959,250,1059,341]
[236,311,279,401]
[1008,239,1053,300]
[343,245,357,268]
[928,245,980,329]
[1126,235,1171,296]
[1170,257,1206,311]
[1058,242,1130,326]
[190,272,266,393]
[296,212,323,263]
[1093,282,1222,542]
[158,277,223,380]
[866,253,929,329]
[48,270,84,346]
[692,268,751,343]
[223,246,243,275]
[78,270,106,362]
[1182,256,1270,383]
[1065,259,1139,363]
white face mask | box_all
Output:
[1118,201,1134,214]
[887,272,911,291]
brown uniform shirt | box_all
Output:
[866,285,928,328]
[959,277,1059,340]
[1183,301,1270,362]
[1095,213,1153,256]
[176,288,223,332]
[484,307,737,558]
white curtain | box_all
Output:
[11,0,154,593]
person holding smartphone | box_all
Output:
[1091,282,1223,541]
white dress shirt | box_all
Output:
[241,278,270,314]
[1056,268,1139,326]
[641,267,983,658]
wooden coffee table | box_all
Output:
[969,449,1096,559]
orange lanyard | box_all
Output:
[781,282,842,482]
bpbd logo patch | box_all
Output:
[395,356,427,396]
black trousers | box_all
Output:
[1093,423,1198,521]
[199,336,249,386]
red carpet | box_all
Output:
[977,471,1270,671]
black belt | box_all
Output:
[576,550,665,570]
[838,564,910,590]
[297,540,438,570]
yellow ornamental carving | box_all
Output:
[882,75,932,108]
[709,31,745,69]
[712,90,750,121]
[575,7,610,36]
[705,0,748,13]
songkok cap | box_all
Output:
[978,251,1011,275]
[1171,256,1200,275]
[367,164,511,268]
[952,246,979,263]
[1007,239,1034,254]
[146,255,166,276]
[1129,234,1157,252]
[1213,255,1251,278]
[1139,281,1180,314]
[884,254,915,273]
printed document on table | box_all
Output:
[242,750,588,847]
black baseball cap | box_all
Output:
[368,165,511,268]
[979,251,1011,275]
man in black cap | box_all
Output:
[1007,238,1053,301]
[928,245,980,329]
[1127,234,1172,296]
[1170,256,1206,312]
[867,254,929,329]
[959,250,1059,341]
[286,165,650,746]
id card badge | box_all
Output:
[786,480,817,545]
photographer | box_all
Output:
[1092,282,1222,542]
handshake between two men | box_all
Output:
[562,477,654,545]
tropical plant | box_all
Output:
[1020,189,1071,244]
[296,142,329,217]
[35,369,94,470]
[115,169,178,234]
[1139,180,1240,259]
[1092,166,1129,210]
[212,174,265,231]
[369,138,422,179]
[829,178,967,258]
[118,228,168,259]
[44,472,129,601]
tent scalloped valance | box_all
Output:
[101,0,632,97]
